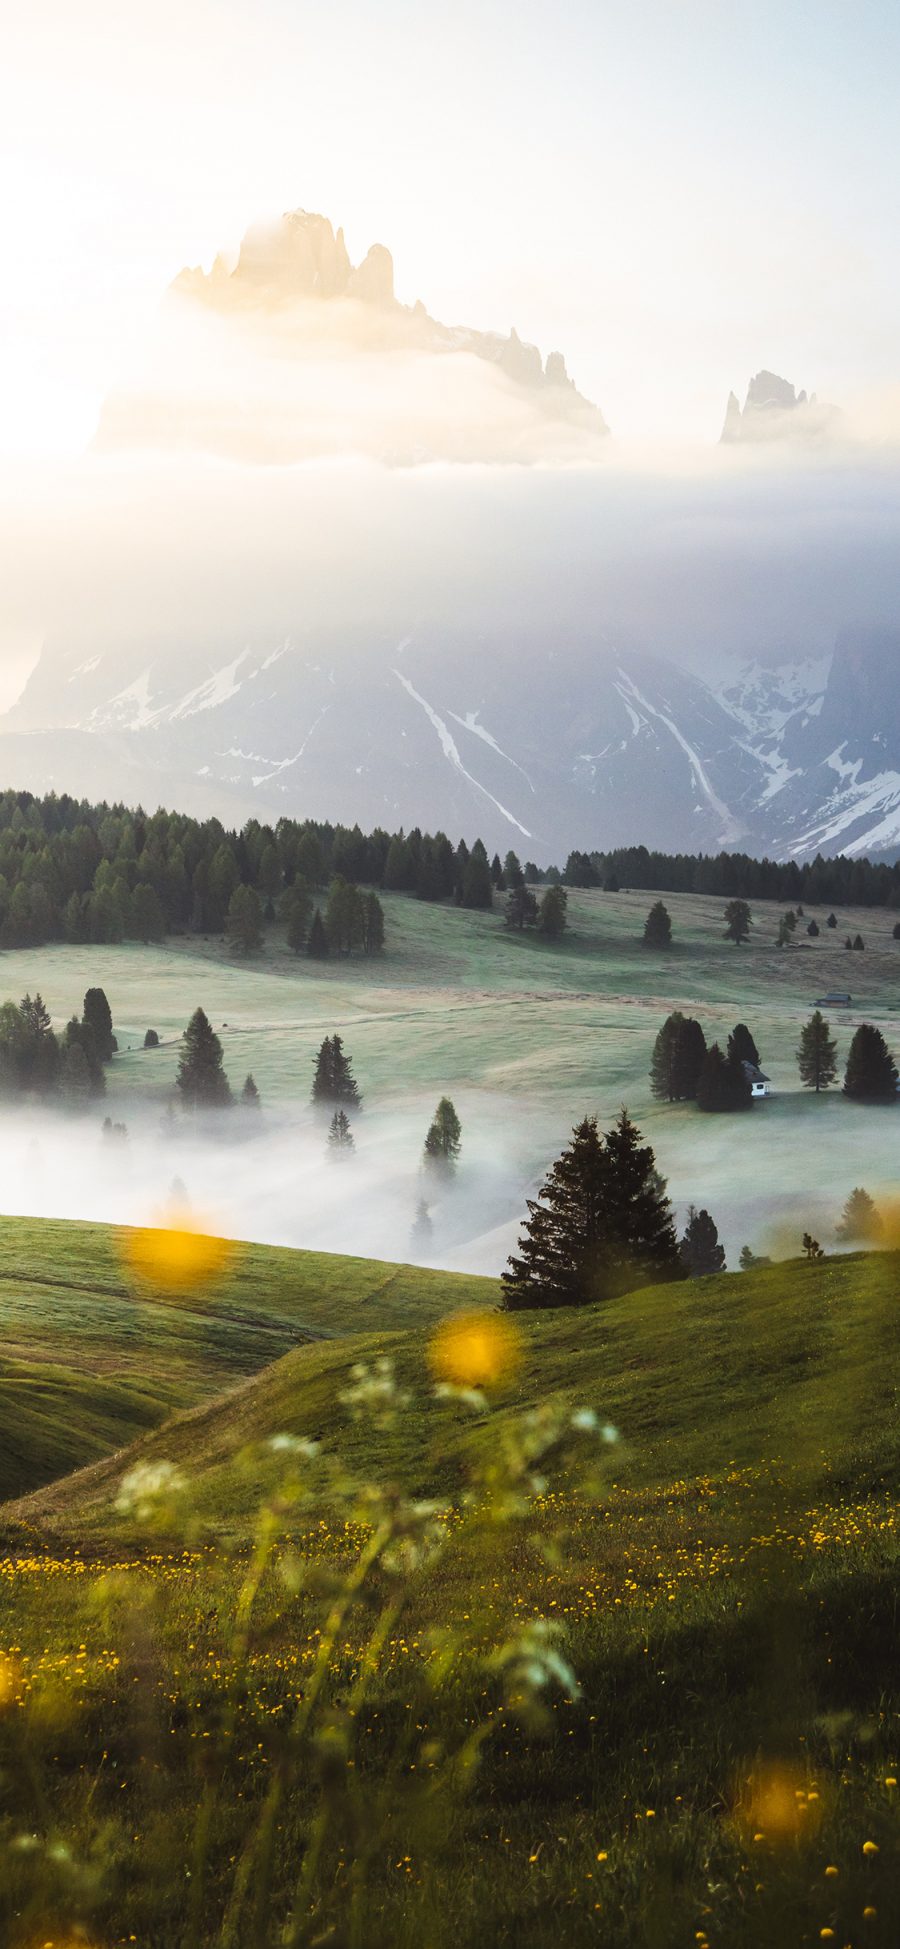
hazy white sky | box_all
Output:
[3,0,900,453]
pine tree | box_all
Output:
[835,1186,883,1243]
[797,1010,838,1092]
[311,1034,361,1109]
[826,912,837,928]
[538,885,568,939]
[739,1244,771,1270]
[176,1007,233,1108]
[502,1110,683,1311]
[423,1097,461,1172]
[227,884,264,953]
[83,987,115,1061]
[807,919,820,937]
[325,877,365,955]
[363,892,385,953]
[802,1233,825,1261]
[843,1023,898,1102]
[460,849,494,910]
[410,1198,433,1254]
[241,1073,261,1110]
[853,933,865,951]
[504,851,525,891]
[723,899,752,945]
[505,884,538,930]
[307,908,329,958]
[727,1022,760,1069]
[642,901,672,948]
[696,1043,752,1112]
[679,1206,726,1276]
[327,1109,355,1156]
[650,1012,707,1101]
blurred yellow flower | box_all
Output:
[120,1200,234,1290]
[737,1764,822,1844]
[0,1651,19,1709]
[428,1310,522,1388]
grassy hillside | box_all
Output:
[2,1243,898,1944]
[0,1215,495,1500]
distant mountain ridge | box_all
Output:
[4,626,900,862]
[720,370,841,444]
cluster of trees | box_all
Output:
[562,842,900,910]
[309,1032,463,1175]
[650,1015,760,1113]
[0,986,116,1103]
[505,878,568,938]
[502,1109,729,1308]
[175,1007,260,1111]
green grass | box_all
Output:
[2,1233,899,1945]
[0,1215,494,1500]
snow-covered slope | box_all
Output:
[3,626,900,861]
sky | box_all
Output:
[4,0,900,454]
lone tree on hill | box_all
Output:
[501,1108,683,1311]
[727,1022,760,1069]
[797,1010,838,1093]
[853,934,865,951]
[679,1206,726,1276]
[807,919,820,937]
[843,1023,898,1102]
[327,1109,355,1156]
[826,912,837,929]
[176,1007,232,1109]
[739,1244,772,1270]
[83,987,115,1062]
[423,1097,462,1173]
[311,1035,362,1110]
[835,1186,883,1243]
[650,1011,707,1102]
[802,1232,825,1261]
[642,901,672,949]
[241,1073,261,1109]
[538,885,568,939]
[696,1043,752,1112]
[723,899,752,945]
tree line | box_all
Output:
[562,844,900,908]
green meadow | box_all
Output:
[1,1222,898,1947]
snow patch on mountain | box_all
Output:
[392,669,532,837]
[616,668,744,844]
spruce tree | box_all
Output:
[797,1011,838,1092]
[727,1022,760,1069]
[460,848,494,910]
[64,1016,105,1096]
[807,919,820,937]
[843,1023,898,1102]
[502,1110,683,1310]
[835,1186,883,1243]
[423,1097,462,1172]
[505,884,538,930]
[827,912,837,928]
[83,987,115,1061]
[679,1206,726,1276]
[327,1109,355,1156]
[642,900,672,948]
[410,1198,433,1254]
[363,892,385,953]
[696,1043,752,1112]
[311,1034,361,1109]
[723,899,752,945]
[241,1073,261,1110]
[538,885,568,939]
[650,1012,707,1102]
[176,1007,233,1108]
[307,908,329,958]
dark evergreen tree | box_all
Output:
[504,850,525,891]
[307,908,329,958]
[490,853,505,890]
[327,1109,355,1155]
[460,847,494,910]
[853,933,865,950]
[835,1186,883,1243]
[227,884,264,953]
[843,1023,898,1102]
[64,1015,105,1095]
[642,900,672,948]
[723,899,752,945]
[696,1043,752,1112]
[423,1097,462,1172]
[650,1012,707,1102]
[241,1073,261,1110]
[83,987,114,1062]
[739,1244,771,1270]
[505,884,538,930]
[678,1205,726,1276]
[538,885,568,939]
[311,1034,361,1109]
[893,921,900,941]
[827,912,838,928]
[502,1110,683,1310]
[802,1232,825,1261]
[362,891,385,953]
[727,1022,760,1069]
[284,882,312,954]
[175,1007,233,1109]
[807,918,820,936]
[143,1028,160,1048]
[797,1010,838,1093]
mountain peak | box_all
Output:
[720,369,840,444]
